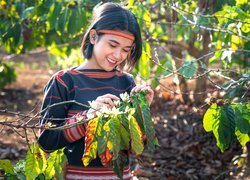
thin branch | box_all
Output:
[169,5,250,41]
[166,2,250,25]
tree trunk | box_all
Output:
[194,31,211,105]
[169,46,189,103]
[167,9,189,103]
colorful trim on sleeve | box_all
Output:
[64,111,87,142]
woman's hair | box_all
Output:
[80,2,142,72]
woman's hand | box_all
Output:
[87,94,119,118]
[131,85,154,106]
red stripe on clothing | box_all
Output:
[55,70,68,88]
[65,165,132,180]
[69,70,125,78]
[45,95,61,100]
[64,112,86,143]
[68,85,133,94]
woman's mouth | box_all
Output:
[107,58,117,66]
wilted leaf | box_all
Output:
[82,118,100,166]
[129,116,144,155]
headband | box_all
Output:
[96,30,135,41]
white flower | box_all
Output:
[120,92,130,102]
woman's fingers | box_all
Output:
[95,94,119,108]
[131,85,154,106]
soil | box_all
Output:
[0,52,244,179]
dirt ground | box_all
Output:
[0,52,245,179]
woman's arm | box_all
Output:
[38,72,87,152]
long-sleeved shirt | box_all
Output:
[38,67,135,166]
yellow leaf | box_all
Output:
[231,35,242,51]
[236,0,248,5]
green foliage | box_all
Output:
[203,102,250,152]
[0,61,16,90]
[0,160,15,175]
[179,60,198,80]
[0,143,66,179]
[82,91,157,178]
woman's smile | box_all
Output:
[107,57,118,66]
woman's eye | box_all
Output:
[109,44,116,48]
[123,49,130,53]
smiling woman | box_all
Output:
[38,2,154,180]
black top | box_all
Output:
[38,67,135,166]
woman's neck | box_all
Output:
[76,60,100,70]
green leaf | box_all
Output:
[235,109,250,134]
[0,160,15,175]
[21,6,35,20]
[119,123,130,150]
[112,154,128,179]
[57,7,69,33]
[137,92,156,155]
[179,60,198,79]
[47,3,62,31]
[213,105,236,152]
[67,9,78,35]
[44,152,56,179]
[131,96,145,133]
[25,143,46,180]
[54,149,67,180]
[203,104,218,132]
[108,117,121,160]
[13,23,21,46]
[129,116,144,155]
[234,105,250,134]
[235,127,250,146]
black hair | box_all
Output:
[80,2,142,72]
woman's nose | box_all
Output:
[113,49,122,60]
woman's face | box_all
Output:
[89,30,134,71]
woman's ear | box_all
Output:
[89,29,97,44]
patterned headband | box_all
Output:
[96,30,135,41]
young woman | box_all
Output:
[38,2,154,180]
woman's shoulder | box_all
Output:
[47,68,76,88]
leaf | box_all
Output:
[233,104,250,134]
[21,6,35,20]
[54,149,67,180]
[57,7,69,33]
[129,116,144,155]
[0,160,14,175]
[47,2,62,31]
[119,123,130,150]
[179,60,198,79]
[213,105,236,152]
[44,152,57,179]
[137,92,156,155]
[235,127,250,146]
[139,42,151,78]
[99,146,113,167]
[203,104,218,132]
[236,0,248,5]
[67,9,78,35]
[112,153,128,179]
[131,97,145,133]
[108,117,121,160]
[25,143,46,180]
[82,118,99,166]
